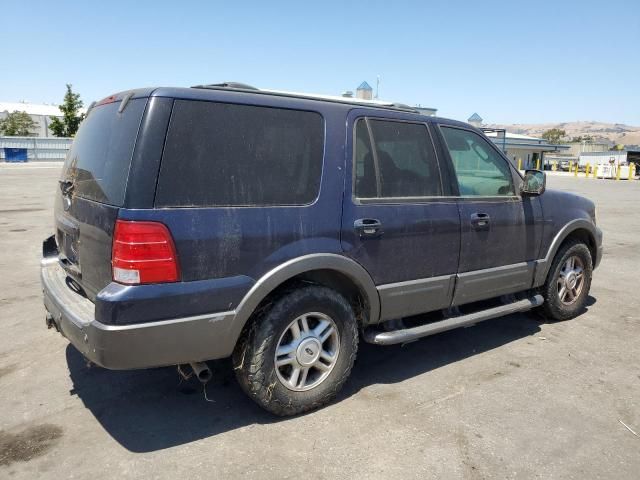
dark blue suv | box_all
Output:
[41,83,602,415]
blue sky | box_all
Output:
[3,0,639,125]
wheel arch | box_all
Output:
[533,219,598,286]
[228,254,380,349]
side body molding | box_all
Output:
[533,218,600,287]
[226,253,381,348]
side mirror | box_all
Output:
[521,169,546,196]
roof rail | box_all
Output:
[187,84,420,114]
[191,82,259,91]
[390,103,417,112]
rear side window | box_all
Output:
[354,118,441,198]
[156,100,324,207]
[61,98,146,206]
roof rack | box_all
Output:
[189,82,419,114]
[191,82,259,91]
[390,103,414,110]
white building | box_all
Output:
[483,130,569,168]
[0,101,86,137]
[469,114,569,168]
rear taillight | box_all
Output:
[112,220,180,285]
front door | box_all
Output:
[341,113,460,321]
[437,125,543,305]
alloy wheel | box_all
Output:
[557,255,585,305]
[274,312,340,392]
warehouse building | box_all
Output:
[469,114,569,168]
[483,130,569,168]
[0,101,73,137]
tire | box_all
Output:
[232,285,359,416]
[541,240,593,321]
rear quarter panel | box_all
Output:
[119,94,349,295]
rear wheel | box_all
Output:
[232,286,359,416]
[541,240,593,321]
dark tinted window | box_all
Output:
[354,119,441,198]
[440,127,515,196]
[61,98,146,206]
[156,100,324,207]
[354,120,377,198]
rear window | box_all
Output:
[155,100,324,207]
[61,98,146,206]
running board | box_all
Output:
[364,295,544,345]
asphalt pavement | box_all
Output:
[1,165,639,479]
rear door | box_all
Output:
[435,124,543,305]
[55,95,148,298]
[341,111,460,321]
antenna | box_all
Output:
[375,76,380,99]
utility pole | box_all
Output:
[375,76,380,99]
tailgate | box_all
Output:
[55,96,147,299]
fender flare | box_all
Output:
[226,253,380,348]
[533,219,599,286]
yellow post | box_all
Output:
[574,163,578,177]
[585,164,590,177]
[616,164,621,180]
[593,164,598,178]
[518,158,522,170]
[552,161,557,171]
[629,163,636,181]
[536,158,541,170]
[569,161,573,172]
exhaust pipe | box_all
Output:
[189,362,212,383]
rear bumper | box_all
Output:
[41,258,238,369]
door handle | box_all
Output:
[470,213,490,230]
[354,218,383,238]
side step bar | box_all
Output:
[364,295,544,345]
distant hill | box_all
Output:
[484,121,640,146]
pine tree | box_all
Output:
[49,84,85,137]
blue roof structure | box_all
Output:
[357,81,373,91]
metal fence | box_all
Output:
[0,136,72,162]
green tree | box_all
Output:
[0,111,37,136]
[541,128,566,144]
[49,84,85,137]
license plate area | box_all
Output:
[57,228,79,264]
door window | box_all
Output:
[354,119,441,198]
[440,127,515,196]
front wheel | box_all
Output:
[232,286,359,416]
[541,240,593,321]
